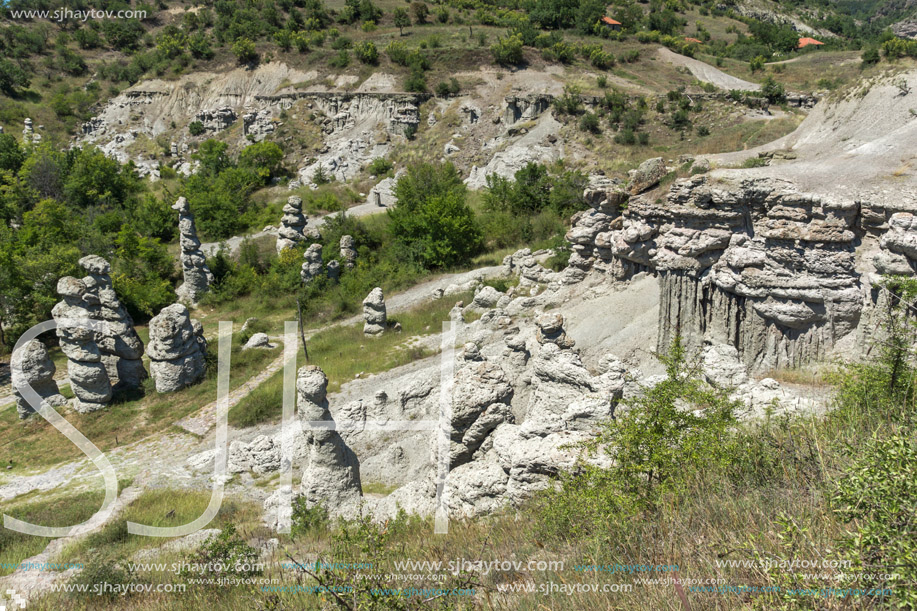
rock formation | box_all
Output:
[172,197,213,304]
[276,196,319,253]
[362,287,387,335]
[52,277,112,413]
[298,365,362,517]
[147,304,207,393]
[535,313,575,349]
[77,255,146,392]
[626,157,667,195]
[589,175,863,370]
[340,235,357,269]
[242,332,275,350]
[11,340,66,419]
[326,259,340,282]
[194,107,236,133]
[300,244,323,284]
[445,359,514,467]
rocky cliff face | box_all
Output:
[569,171,917,371]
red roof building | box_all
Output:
[797,37,824,49]
[601,16,622,30]
[685,37,703,44]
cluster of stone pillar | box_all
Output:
[51,256,146,412]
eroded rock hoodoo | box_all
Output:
[300,243,323,284]
[147,304,207,393]
[11,340,67,419]
[298,365,362,517]
[51,256,146,411]
[172,197,214,304]
[362,287,386,335]
[340,235,357,269]
[276,196,318,253]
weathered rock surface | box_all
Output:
[11,340,66,419]
[626,157,667,195]
[147,304,207,393]
[172,197,214,304]
[242,332,275,350]
[276,196,319,253]
[298,366,362,518]
[52,257,147,411]
[300,244,323,284]
[584,174,864,370]
[340,235,357,269]
[362,287,386,335]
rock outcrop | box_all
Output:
[276,196,319,253]
[300,243,323,284]
[504,94,553,124]
[340,235,357,269]
[195,107,236,133]
[172,197,213,304]
[362,287,386,335]
[298,365,362,517]
[592,175,862,370]
[445,359,514,467]
[147,304,207,393]
[11,340,66,419]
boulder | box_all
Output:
[11,340,67,419]
[626,157,667,195]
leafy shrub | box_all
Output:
[491,33,524,66]
[182,525,261,580]
[579,112,600,133]
[832,433,917,608]
[329,49,351,68]
[354,40,378,65]
[231,38,258,64]
[434,77,460,97]
[388,162,482,269]
[760,76,786,104]
[366,157,392,176]
[189,121,205,136]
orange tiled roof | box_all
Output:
[685,37,703,43]
[601,16,622,26]
[797,37,824,48]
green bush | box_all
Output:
[354,40,378,65]
[366,157,393,176]
[579,111,600,133]
[188,121,205,136]
[434,77,460,97]
[388,162,482,269]
[537,336,740,538]
[491,33,524,66]
[231,38,259,64]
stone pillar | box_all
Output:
[52,277,112,413]
[78,255,146,391]
[340,235,357,269]
[147,304,207,393]
[362,287,386,335]
[172,197,213,304]
[277,196,318,253]
[300,243,323,284]
[298,365,362,517]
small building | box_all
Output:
[797,37,824,49]
[685,37,703,44]
[600,16,622,31]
